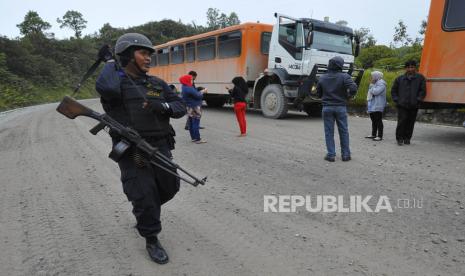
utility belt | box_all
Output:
[145,123,176,148]
[112,131,175,152]
[144,135,173,149]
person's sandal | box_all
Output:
[373,137,383,141]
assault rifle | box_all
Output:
[56,96,207,187]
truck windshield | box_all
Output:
[310,31,353,55]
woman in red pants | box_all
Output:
[226,76,248,137]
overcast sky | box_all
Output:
[0,0,430,45]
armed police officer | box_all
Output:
[95,33,186,264]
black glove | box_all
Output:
[147,101,171,114]
[98,44,114,62]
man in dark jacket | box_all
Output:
[317,56,358,162]
[95,33,185,264]
[391,60,426,145]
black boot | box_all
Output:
[146,237,169,264]
[324,155,335,162]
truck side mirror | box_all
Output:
[307,32,314,46]
[354,35,361,57]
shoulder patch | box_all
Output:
[145,79,165,97]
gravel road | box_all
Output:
[0,99,464,275]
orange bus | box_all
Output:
[149,23,273,107]
[420,0,465,108]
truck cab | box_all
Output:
[253,13,362,118]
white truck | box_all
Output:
[253,13,364,118]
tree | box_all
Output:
[228,12,240,26]
[206,8,220,29]
[356,45,395,69]
[206,8,240,30]
[17,11,51,37]
[57,10,87,38]
[98,23,121,42]
[218,13,229,29]
[419,18,427,36]
[392,20,412,47]
[354,27,377,48]
[365,36,377,48]
[413,18,428,46]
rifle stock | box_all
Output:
[56,96,99,120]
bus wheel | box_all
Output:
[205,98,226,108]
[260,84,288,119]
[303,103,322,117]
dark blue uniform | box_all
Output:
[96,62,185,238]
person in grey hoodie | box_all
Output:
[365,71,387,141]
[317,56,358,162]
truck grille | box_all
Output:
[315,63,353,74]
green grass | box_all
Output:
[0,81,98,112]
[351,69,402,107]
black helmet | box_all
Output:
[115,33,154,56]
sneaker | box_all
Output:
[365,135,376,139]
[342,156,351,162]
[324,156,335,162]
[195,139,207,144]
[373,137,383,141]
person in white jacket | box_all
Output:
[365,71,387,141]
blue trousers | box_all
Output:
[322,105,351,158]
[188,117,201,141]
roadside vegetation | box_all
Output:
[1,10,425,111]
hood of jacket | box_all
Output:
[328,56,344,71]
[179,75,193,86]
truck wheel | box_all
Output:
[260,84,288,119]
[205,98,226,108]
[303,103,322,117]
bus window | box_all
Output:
[150,53,157,67]
[197,37,216,61]
[261,32,271,54]
[170,44,184,64]
[186,42,195,62]
[218,31,241,58]
[443,0,465,31]
[157,48,169,65]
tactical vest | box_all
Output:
[102,75,171,138]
